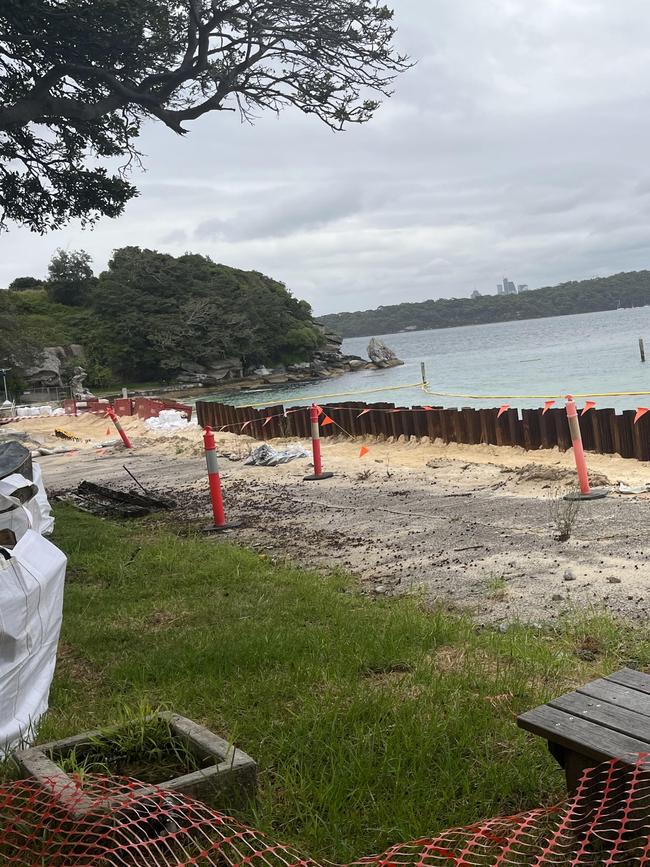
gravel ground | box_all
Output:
[23,413,650,627]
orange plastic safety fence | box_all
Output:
[3,757,650,865]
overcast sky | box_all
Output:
[4,0,650,315]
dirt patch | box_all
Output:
[56,642,105,687]
[431,647,505,677]
[33,425,650,626]
[511,464,611,487]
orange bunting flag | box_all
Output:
[634,407,650,425]
[241,420,252,431]
[581,401,596,417]
[321,415,334,427]
[392,408,401,413]
[356,409,371,419]
[542,400,555,415]
[359,446,370,458]
[315,404,324,415]
[263,416,273,427]
[497,404,510,419]
[423,406,434,411]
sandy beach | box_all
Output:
[5,412,650,626]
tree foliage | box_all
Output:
[8,276,44,290]
[10,246,325,381]
[0,0,408,231]
[318,272,650,338]
[46,248,95,305]
[0,292,39,372]
[88,247,325,378]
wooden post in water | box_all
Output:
[420,362,427,387]
[640,338,646,363]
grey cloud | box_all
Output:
[194,183,364,242]
[3,0,650,315]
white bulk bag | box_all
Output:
[0,468,54,539]
[0,529,66,755]
[27,464,54,536]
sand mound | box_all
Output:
[512,463,611,487]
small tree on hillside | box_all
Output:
[47,249,95,306]
[0,0,410,232]
[8,276,44,291]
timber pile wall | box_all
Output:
[195,400,650,461]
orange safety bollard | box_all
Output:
[564,396,608,501]
[304,404,334,481]
[203,426,240,531]
[106,406,132,449]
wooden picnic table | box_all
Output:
[518,668,650,791]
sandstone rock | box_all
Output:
[367,337,404,368]
[24,345,84,388]
[70,366,95,401]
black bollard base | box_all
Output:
[564,489,609,501]
[304,472,334,481]
[203,519,242,533]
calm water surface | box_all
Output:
[204,308,650,412]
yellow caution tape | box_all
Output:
[422,385,650,401]
[244,381,424,409]
[216,379,650,412]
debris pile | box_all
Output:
[62,480,176,518]
[244,443,309,467]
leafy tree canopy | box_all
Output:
[88,247,324,378]
[9,246,325,382]
[0,0,408,231]
[318,271,650,338]
[46,248,96,306]
[8,275,44,290]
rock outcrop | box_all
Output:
[176,358,244,386]
[24,345,84,387]
[367,338,404,369]
[70,366,96,401]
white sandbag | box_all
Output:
[27,463,54,536]
[0,469,54,538]
[0,529,66,755]
[145,409,197,432]
[0,476,36,542]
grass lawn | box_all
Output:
[22,505,650,863]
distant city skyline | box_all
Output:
[471,278,529,299]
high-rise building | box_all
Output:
[497,284,504,295]
[502,277,517,295]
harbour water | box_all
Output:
[207,307,650,412]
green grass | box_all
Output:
[18,505,650,862]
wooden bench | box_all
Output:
[518,668,650,792]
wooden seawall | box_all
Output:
[195,401,650,461]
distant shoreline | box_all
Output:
[318,270,650,338]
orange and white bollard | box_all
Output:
[106,406,132,449]
[564,396,608,500]
[203,426,239,531]
[304,404,334,481]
